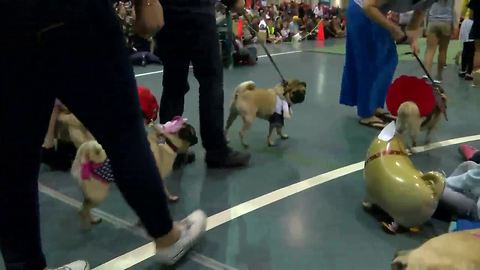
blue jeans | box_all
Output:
[0,1,172,269]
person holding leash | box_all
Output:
[340,0,438,129]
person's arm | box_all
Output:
[363,0,405,41]
[404,9,425,54]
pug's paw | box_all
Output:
[280,134,289,140]
[268,140,276,147]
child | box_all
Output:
[280,21,291,41]
[459,12,475,80]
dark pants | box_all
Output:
[462,41,475,74]
[155,7,228,154]
[0,1,172,269]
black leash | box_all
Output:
[404,52,448,121]
[241,11,288,86]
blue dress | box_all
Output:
[340,0,398,118]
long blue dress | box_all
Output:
[340,0,398,118]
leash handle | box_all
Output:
[242,11,287,85]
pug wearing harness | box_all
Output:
[72,119,198,228]
[225,80,306,147]
[386,76,447,152]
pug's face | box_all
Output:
[178,123,198,147]
[284,80,307,104]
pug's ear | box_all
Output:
[300,81,307,88]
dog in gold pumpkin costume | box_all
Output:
[363,122,445,231]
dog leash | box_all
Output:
[241,11,288,86]
[405,52,448,121]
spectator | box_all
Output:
[423,0,457,84]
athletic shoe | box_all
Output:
[465,74,474,81]
[50,260,90,270]
[459,71,467,78]
[156,210,207,265]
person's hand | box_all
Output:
[406,30,420,55]
[391,26,405,42]
[451,26,459,39]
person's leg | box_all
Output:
[189,9,250,167]
[340,1,386,128]
[155,14,191,124]
[42,105,60,149]
[466,41,476,76]
[461,42,469,75]
[423,25,439,78]
[0,45,55,270]
[474,40,480,70]
[437,35,450,82]
[190,12,228,153]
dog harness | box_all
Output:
[81,159,115,184]
[268,96,291,126]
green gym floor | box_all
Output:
[2,39,480,270]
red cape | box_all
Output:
[386,75,436,117]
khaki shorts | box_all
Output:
[427,21,452,37]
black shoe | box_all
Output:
[173,151,196,169]
[459,71,467,78]
[205,148,251,168]
[465,74,474,81]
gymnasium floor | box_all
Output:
[2,39,480,270]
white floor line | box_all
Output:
[38,183,236,270]
[133,50,302,78]
[92,133,480,270]
[257,50,302,58]
[134,70,164,78]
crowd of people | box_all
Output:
[237,3,346,44]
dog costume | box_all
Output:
[268,96,292,127]
[81,159,115,184]
[386,75,447,125]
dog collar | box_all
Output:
[365,150,409,165]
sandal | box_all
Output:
[375,111,396,122]
[359,119,386,130]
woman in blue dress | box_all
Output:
[340,0,436,129]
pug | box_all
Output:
[146,117,198,201]
[225,80,306,147]
[396,90,447,151]
[72,119,198,228]
[391,229,480,270]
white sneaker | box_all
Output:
[156,210,207,265]
[50,260,90,270]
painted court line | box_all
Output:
[133,51,302,78]
[93,133,480,270]
[38,183,237,270]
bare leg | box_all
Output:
[42,106,60,149]
[424,32,439,78]
[437,35,450,81]
[474,41,480,70]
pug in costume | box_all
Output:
[225,80,306,147]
